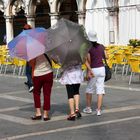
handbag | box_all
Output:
[104,65,112,82]
[103,54,112,82]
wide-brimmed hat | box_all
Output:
[23,24,32,30]
[87,32,98,42]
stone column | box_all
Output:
[108,12,115,44]
[77,11,85,26]
[26,15,35,28]
[49,12,59,26]
[108,7,119,44]
[4,16,14,43]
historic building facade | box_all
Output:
[0,0,140,45]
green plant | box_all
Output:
[137,40,140,46]
[128,39,140,47]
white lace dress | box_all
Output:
[59,65,84,85]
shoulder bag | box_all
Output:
[103,51,112,82]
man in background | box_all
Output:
[23,24,34,92]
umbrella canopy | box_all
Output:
[8,27,47,61]
[45,18,91,68]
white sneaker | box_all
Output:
[96,109,101,116]
[83,107,92,114]
[29,86,34,92]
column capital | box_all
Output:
[49,12,60,21]
[4,16,14,24]
[25,14,36,18]
[49,12,60,17]
[107,7,119,16]
[48,0,57,5]
[4,15,14,19]
[26,15,36,28]
[49,12,60,26]
[76,11,85,21]
[76,11,85,15]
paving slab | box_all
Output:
[0,73,140,140]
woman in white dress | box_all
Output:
[59,65,83,121]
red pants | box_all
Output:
[33,72,53,111]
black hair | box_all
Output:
[91,41,99,47]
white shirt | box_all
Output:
[34,55,52,76]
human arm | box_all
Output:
[102,45,108,59]
[104,50,108,59]
[85,53,94,78]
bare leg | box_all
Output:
[68,98,75,115]
[35,108,42,116]
[74,94,80,110]
[74,94,82,118]
[43,110,49,118]
[86,93,92,107]
[97,94,103,110]
[67,98,76,121]
[31,108,42,120]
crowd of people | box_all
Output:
[22,24,107,121]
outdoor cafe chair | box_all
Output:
[51,61,61,79]
[0,55,13,74]
[128,57,140,85]
[114,52,127,76]
[12,58,26,76]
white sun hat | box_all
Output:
[87,32,98,42]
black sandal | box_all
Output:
[43,117,50,121]
[67,114,76,121]
[75,109,82,118]
[31,115,42,120]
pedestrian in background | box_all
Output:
[59,65,83,121]
[23,24,34,92]
[3,34,7,44]
[29,54,53,121]
[83,32,106,116]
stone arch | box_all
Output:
[13,1,26,36]
[76,0,86,11]
[25,0,37,15]
[0,2,5,45]
[35,0,50,28]
[53,0,60,12]
[59,0,78,22]
[4,0,19,16]
[0,0,4,12]
[48,0,61,12]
